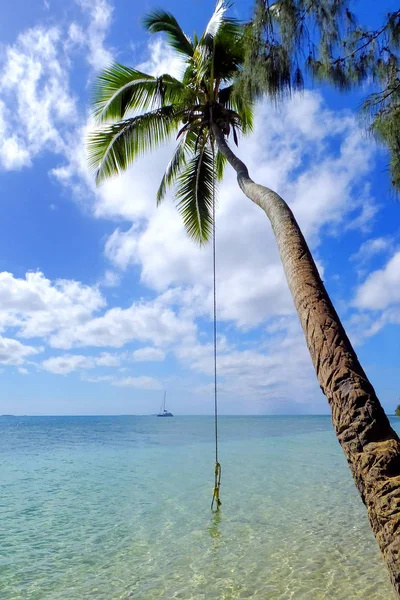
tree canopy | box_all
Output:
[243,1,400,190]
[88,1,253,243]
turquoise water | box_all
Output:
[0,415,397,599]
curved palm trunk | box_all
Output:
[213,124,400,597]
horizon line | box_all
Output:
[2,413,398,418]
[0,413,348,417]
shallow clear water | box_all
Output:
[0,415,397,599]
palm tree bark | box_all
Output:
[213,123,400,597]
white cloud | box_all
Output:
[42,354,95,375]
[278,99,376,242]
[138,38,185,80]
[0,31,384,410]
[0,271,193,356]
[0,271,105,339]
[0,336,40,366]
[350,237,393,265]
[0,267,321,408]
[175,317,320,407]
[112,376,162,390]
[70,0,113,70]
[95,351,121,366]
[133,347,166,362]
[47,32,377,335]
[354,251,400,311]
[351,251,400,339]
[49,298,197,349]
[42,351,120,374]
[99,270,121,288]
[0,136,31,170]
[345,199,379,233]
[99,91,375,330]
[0,0,113,173]
[0,27,77,170]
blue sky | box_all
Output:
[0,0,399,416]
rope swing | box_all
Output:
[211,144,222,512]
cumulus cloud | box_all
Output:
[48,298,197,349]
[42,351,120,374]
[95,351,121,366]
[351,250,400,339]
[42,41,380,408]
[0,271,105,339]
[354,251,400,311]
[42,354,95,375]
[46,31,377,332]
[0,266,320,407]
[133,347,166,362]
[0,24,385,410]
[99,91,375,330]
[175,316,319,406]
[0,336,40,366]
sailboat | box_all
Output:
[157,391,173,417]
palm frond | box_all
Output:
[87,0,255,241]
[143,10,194,57]
[192,45,212,89]
[204,0,230,40]
[192,0,229,86]
[193,2,241,91]
[216,150,227,180]
[156,130,197,204]
[88,106,178,184]
[219,85,254,133]
[175,143,215,243]
[213,20,245,81]
[92,63,184,123]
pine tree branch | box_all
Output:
[333,10,400,65]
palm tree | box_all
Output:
[87,1,400,594]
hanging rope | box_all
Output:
[211,142,222,512]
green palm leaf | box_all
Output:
[213,20,245,81]
[92,63,184,123]
[192,1,231,87]
[157,131,197,204]
[176,143,216,243]
[88,106,178,184]
[192,2,241,92]
[216,149,227,180]
[157,140,187,205]
[88,0,255,246]
[219,85,254,133]
[143,10,194,57]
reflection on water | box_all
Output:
[208,510,222,540]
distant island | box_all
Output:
[1,414,15,417]
[395,405,400,417]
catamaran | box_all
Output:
[157,391,173,417]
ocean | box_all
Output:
[0,415,396,599]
